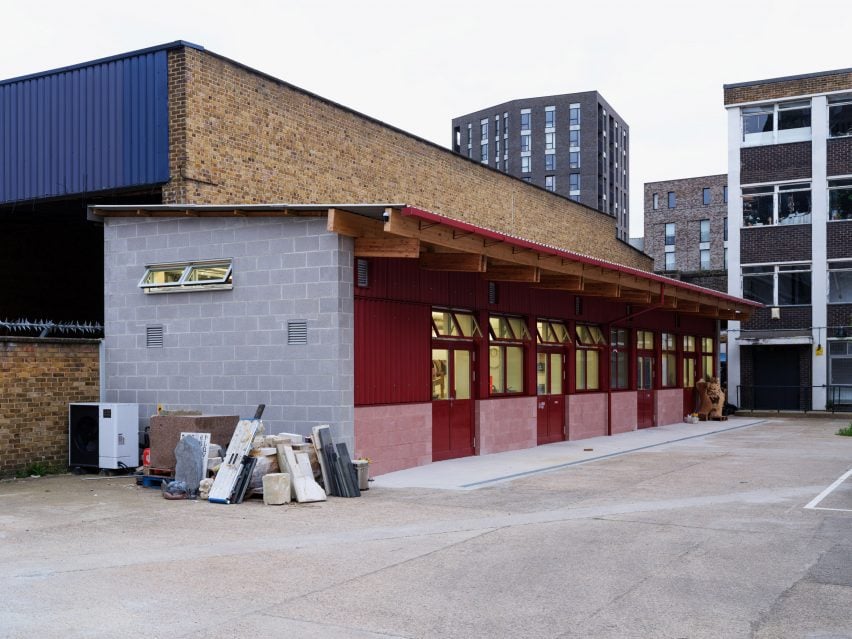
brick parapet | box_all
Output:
[0,339,100,475]
[164,47,650,271]
[724,70,852,105]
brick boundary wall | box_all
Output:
[724,70,852,105]
[0,338,99,475]
[161,47,651,271]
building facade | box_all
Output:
[451,93,631,242]
[1,42,758,475]
[725,68,852,410]
[643,175,729,293]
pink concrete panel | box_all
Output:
[566,393,609,440]
[476,397,537,455]
[656,388,685,426]
[609,391,638,435]
[355,403,432,476]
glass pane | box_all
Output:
[829,187,852,220]
[683,336,696,352]
[778,190,811,225]
[576,325,592,345]
[586,350,600,390]
[683,358,696,388]
[537,352,548,394]
[589,325,607,345]
[779,271,811,305]
[829,269,852,303]
[185,263,230,283]
[506,346,524,393]
[662,353,676,387]
[743,194,773,226]
[454,313,480,338]
[701,338,714,353]
[431,349,449,400]
[778,107,811,130]
[829,103,852,137]
[489,347,505,394]
[611,350,627,389]
[702,354,714,379]
[743,273,774,305]
[550,353,563,394]
[662,333,675,351]
[508,317,530,340]
[552,322,569,343]
[743,112,773,135]
[637,356,653,390]
[575,350,586,390]
[432,311,452,336]
[454,350,471,400]
[143,267,185,286]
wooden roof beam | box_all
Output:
[419,252,486,272]
[485,264,541,282]
[354,237,420,258]
[619,288,653,304]
[327,208,385,237]
[534,274,584,291]
[582,281,620,297]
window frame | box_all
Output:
[488,314,530,396]
[699,219,710,243]
[667,191,676,209]
[702,188,711,205]
[609,327,630,390]
[828,260,852,305]
[828,96,852,138]
[742,100,812,145]
[828,177,852,221]
[742,261,812,307]
[139,260,233,294]
[575,323,606,392]
[661,332,677,388]
[742,182,812,227]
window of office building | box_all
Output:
[665,222,676,246]
[569,104,580,125]
[665,252,676,270]
[545,132,555,150]
[480,143,488,163]
[521,156,531,173]
[700,249,711,270]
[743,263,811,306]
[699,219,710,242]
[829,261,852,304]
[667,192,676,208]
[480,119,488,139]
[545,107,555,129]
[742,183,811,227]
[569,129,579,146]
[742,101,811,144]
[829,341,852,404]
[520,133,531,152]
[569,151,580,168]
[545,175,555,192]
[652,193,659,210]
[703,188,711,205]
[545,154,555,171]
[723,186,728,203]
[829,95,852,138]
[569,173,580,191]
[724,217,728,241]
[829,178,852,220]
[520,110,531,130]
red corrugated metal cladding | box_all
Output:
[355,298,430,406]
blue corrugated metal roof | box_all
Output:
[0,42,200,205]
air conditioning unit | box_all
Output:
[69,403,139,470]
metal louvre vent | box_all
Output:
[287,321,308,345]
[488,281,498,305]
[574,297,583,315]
[356,258,369,288]
[146,325,164,348]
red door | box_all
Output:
[432,347,475,461]
[637,353,655,429]
[536,351,565,444]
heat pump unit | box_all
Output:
[69,403,139,470]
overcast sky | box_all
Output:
[2,0,848,236]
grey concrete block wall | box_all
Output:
[103,216,355,452]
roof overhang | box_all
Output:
[89,203,761,322]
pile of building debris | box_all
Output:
[142,406,366,505]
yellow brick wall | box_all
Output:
[163,48,651,271]
[0,339,99,475]
[724,71,852,105]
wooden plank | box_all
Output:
[327,208,385,237]
[533,274,583,290]
[619,288,652,303]
[419,252,486,272]
[484,264,540,282]
[582,281,620,297]
[354,237,420,258]
[676,301,700,313]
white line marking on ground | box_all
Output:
[804,468,852,510]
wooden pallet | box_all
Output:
[137,475,168,488]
